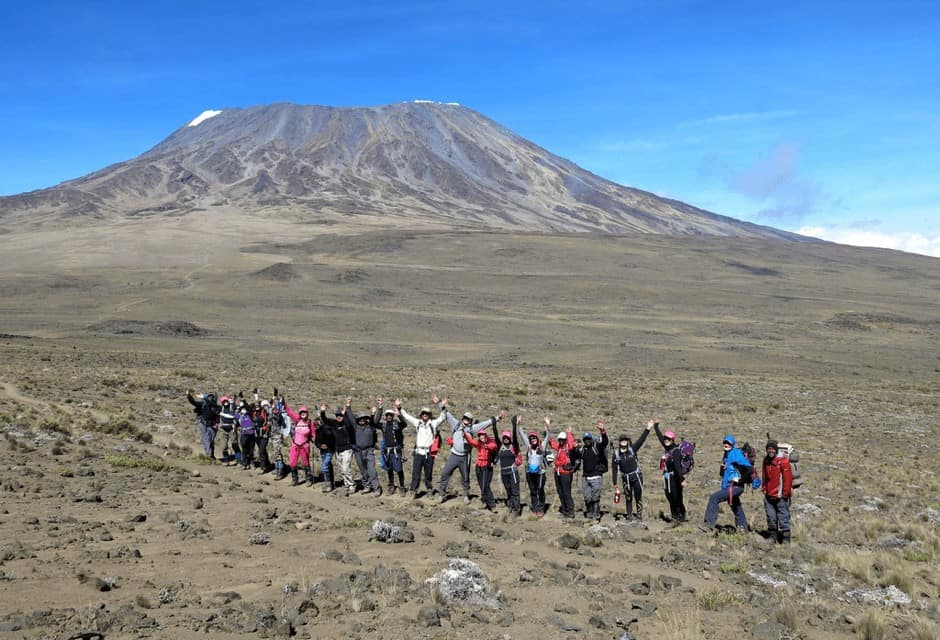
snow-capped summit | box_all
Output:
[188,110,223,127]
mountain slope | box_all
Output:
[0,102,802,239]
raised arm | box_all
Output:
[632,425,651,452]
[652,421,666,446]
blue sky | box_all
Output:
[2,1,939,254]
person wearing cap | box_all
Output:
[282,400,317,486]
[397,398,448,498]
[375,399,407,495]
[496,422,523,516]
[217,396,238,465]
[611,420,654,521]
[320,400,357,495]
[761,440,793,544]
[465,423,499,510]
[350,401,382,496]
[186,389,221,461]
[653,422,687,524]
[575,422,610,520]
[516,415,550,516]
[700,434,751,532]
[546,417,577,518]
[313,407,336,492]
[435,395,508,504]
[251,399,274,473]
[236,406,256,471]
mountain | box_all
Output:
[0,102,802,239]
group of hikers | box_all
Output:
[185,388,794,543]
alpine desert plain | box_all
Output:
[1,213,938,640]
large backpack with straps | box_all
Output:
[737,442,758,486]
[777,442,803,489]
[678,439,695,475]
[200,394,220,425]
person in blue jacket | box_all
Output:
[701,434,751,532]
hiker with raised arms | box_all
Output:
[516,415,550,517]
[282,399,316,486]
[575,421,609,520]
[350,400,382,496]
[546,417,577,518]
[375,398,407,495]
[217,396,238,465]
[653,421,688,524]
[320,399,357,495]
[611,420,654,521]
[186,389,221,461]
[700,434,752,532]
[435,394,507,504]
[398,398,447,498]
[464,420,499,510]
[496,420,523,516]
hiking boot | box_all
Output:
[375,487,383,497]
[399,487,407,496]
[346,487,354,497]
[322,484,334,493]
[362,487,373,495]
[779,530,791,544]
[438,494,447,504]
[464,496,471,504]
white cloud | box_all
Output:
[797,226,940,258]
[678,110,799,129]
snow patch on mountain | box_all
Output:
[188,110,223,127]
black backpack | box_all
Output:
[593,443,609,474]
[201,395,221,425]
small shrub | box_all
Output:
[902,549,930,562]
[104,455,182,473]
[699,589,744,610]
[856,610,887,640]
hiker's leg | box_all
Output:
[458,456,471,497]
[410,453,424,492]
[703,488,724,528]
[764,496,779,533]
[731,487,748,530]
[338,450,355,489]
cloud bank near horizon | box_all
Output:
[797,226,940,258]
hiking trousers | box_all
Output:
[410,451,435,493]
[289,442,311,468]
[526,471,546,513]
[217,427,235,460]
[198,419,217,458]
[354,448,381,491]
[438,452,470,496]
[240,433,256,469]
[621,470,644,518]
[256,435,271,469]
[555,472,575,515]
[318,450,334,487]
[500,467,522,513]
[764,496,791,533]
[705,485,748,530]
[663,472,686,521]
[476,465,496,508]
[337,449,355,489]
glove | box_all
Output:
[751,477,762,490]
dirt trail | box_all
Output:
[0,380,111,423]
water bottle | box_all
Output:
[614,487,622,504]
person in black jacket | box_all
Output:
[320,400,356,496]
[351,404,382,496]
[314,412,336,492]
[575,422,609,520]
[654,422,687,524]
[186,389,220,460]
[611,420,653,521]
[375,400,407,495]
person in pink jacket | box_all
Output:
[283,402,316,486]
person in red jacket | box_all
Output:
[761,440,793,544]
[546,417,577,518]
[464,425,499,510]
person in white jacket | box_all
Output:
[397,398,447,498]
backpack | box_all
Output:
[201,395,220,425]
[738,442,757,485]
[678,439,695,475]
[777,442,803,489]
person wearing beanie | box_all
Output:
[546,417,578,518]
[701,434,751,532]
[397,398,448,498]
[348,402,382,496]
[465,423,499,510]
[611,420,654,521]
[761,440,793,543]
[435,394,508,504]
[516,415,550,517]
[575,422,609,520]
[186,389,221,461]
[496,421,523,516]
[653,422,688,524]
